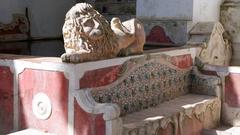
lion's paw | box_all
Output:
[61,53,82,63]
[117,48,130,57]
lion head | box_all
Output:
[62,3,118,55]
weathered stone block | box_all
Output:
[122,95,221,135]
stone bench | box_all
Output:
[74,54,222,135]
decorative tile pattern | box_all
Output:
[190,73,220,96]
[91,62,191,115]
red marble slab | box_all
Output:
[171,54,193,69]
[0,66,13,134]
[19,69,68,135]
[80,65,122,89]
[146,26,174,44]
[74,99,105,135]
[225,73,240,107]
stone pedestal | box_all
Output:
[221,0,240,64]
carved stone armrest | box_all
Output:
[195,57,229,76]
[190,67,222,97]
[74,89,122,135]
[195,58,230,101]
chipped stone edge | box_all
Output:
[122,97,220,135]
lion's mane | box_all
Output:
[62,3,119,58]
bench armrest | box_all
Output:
[190,67,222,97]
[195,57,229,75]
[74,89,122,135]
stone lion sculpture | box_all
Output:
[61,3,145,63]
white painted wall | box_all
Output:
[137,0,193,20]
[137,0,223,22]
[192,0,223,23]
[1,0,223,39]
[137,0,223,34]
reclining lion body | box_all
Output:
[62,3,145,63]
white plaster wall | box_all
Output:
[187,0,223,32]
[137,0,193,20]
[27,0,75,39]
[137,0,223,21]
[1,0,223,39]
[192,0,223,23]
[0,0,25,23]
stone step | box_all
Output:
[8,129,54,135]
[202,127,240,135]
[122,94,221,135]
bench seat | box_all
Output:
[122,94,220,135]
[74,54,222,135]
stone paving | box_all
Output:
[202,126,240,135]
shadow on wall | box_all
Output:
[0,40,65,57]
[0,0,76,39]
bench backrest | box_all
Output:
[90,55,192,115]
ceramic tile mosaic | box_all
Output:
[91,62,191,115]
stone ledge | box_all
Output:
[8,129,54,135]
[122,94,220,135]
[0,45,200,64]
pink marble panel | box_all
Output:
[19,69,68,135]
[80,65,122,88]
[171,54,193,69]
[74,99,105,135]
[225,73,240,107]
[0,66,13,134]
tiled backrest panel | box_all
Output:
[91,57,191,115]
[190,71,220,96]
